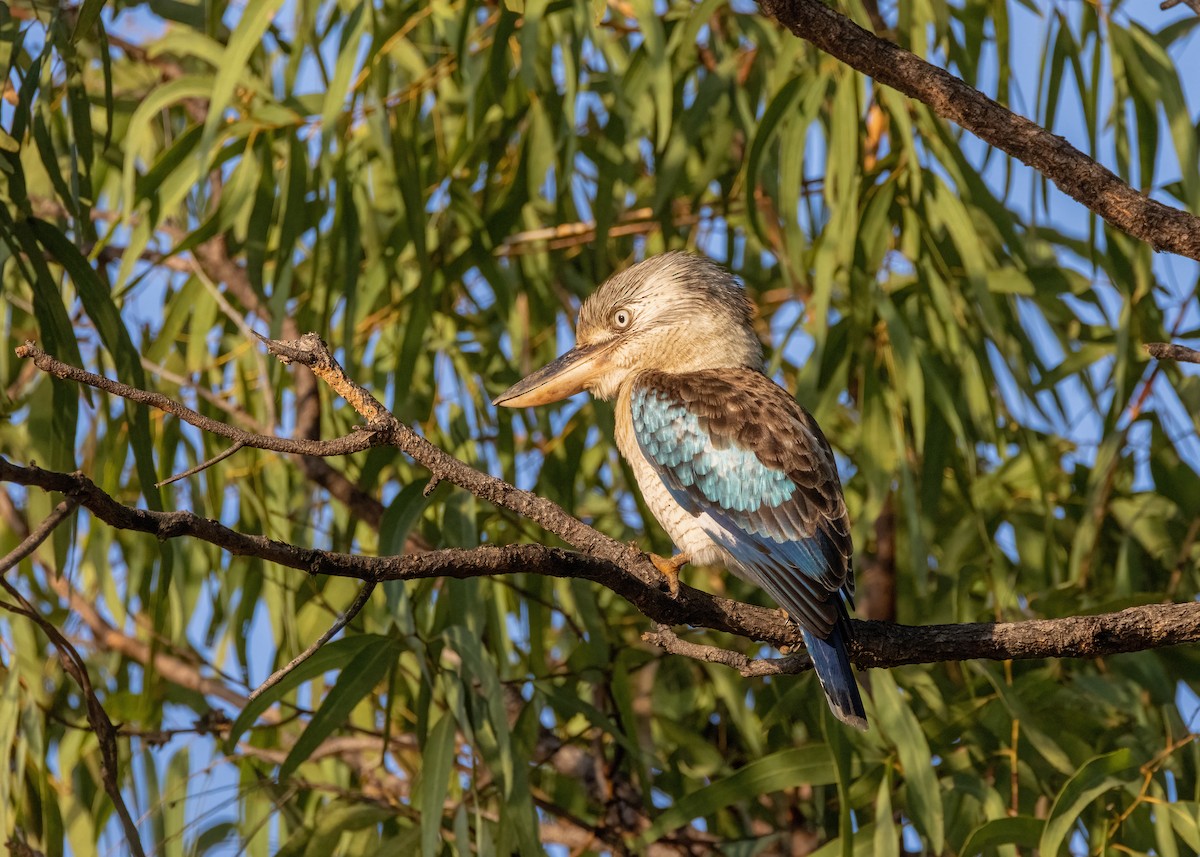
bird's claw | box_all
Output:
[650,552,689,599]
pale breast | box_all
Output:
[615,390,728,567]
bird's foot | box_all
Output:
[650,552,690,598]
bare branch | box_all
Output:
[248,580,377,703]
[849,602,1200,667]
[258,333,392,425]
[642,625,812,676]
[15,343,380,459]
[0,498,77,575]
[757,0,1200,261]
[5,456,1200,669]
[155,441,246,488]
[252,336,662,581]
[0,581,146,856]
[1146,342,1200,364]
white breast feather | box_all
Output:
[615,399,732,569]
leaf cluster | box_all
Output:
[0,0,1198,854]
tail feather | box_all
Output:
[802,625,867,731]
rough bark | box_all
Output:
[758,0,1200,262]
[5,457,1199,672]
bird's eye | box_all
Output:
[612,309,632,330]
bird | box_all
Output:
[493,251,867,730]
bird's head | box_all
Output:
[494,251,763,407]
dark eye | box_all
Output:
[612,308,632,329]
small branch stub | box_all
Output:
[1146,342,1200,364]
[1159,0,1200,16]
[260,332,395,427]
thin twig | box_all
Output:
[642,624,812,676]
[15,343,380,458]
[156,441,246,487]
[248,580,378,702]
[0,584,146,856]
[0,498,77,575]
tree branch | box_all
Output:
[1159,0,1200,17]
[14,335,1200,671]
[0,498,77,575]
[1146,342,1200,364]
[14,342,380,459]
[249,335,663,579]
[0,509,146,856]
[5,456,1200,669]
[247,580,377,702]
[642,625,812,676]
[757,0,1200,262]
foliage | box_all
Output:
[0,0,1198,854]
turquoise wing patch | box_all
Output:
[631,387,795,513]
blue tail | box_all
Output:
[802,625,868,730]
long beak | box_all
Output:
[493,342,610,407]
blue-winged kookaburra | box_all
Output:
[494,252,867,730]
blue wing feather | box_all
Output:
[631,369,866,729]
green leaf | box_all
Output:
[873,670,944,854]
[1165,801,1200,853]
[961,816,1043,855]
[279,635,402,781]
[1040,748,1138,856]
[319,2,368,154]
[637,745,836,846]
[2,212,81,472]
[874,769,899,857]
[71,0,106,43]
[379,481,432,556]
[745,74,806,246]
[121,76,215,213]
[225,634,393,751]
[200,0,286,156]
[302,804,392,857]
[30,219,163,510]
[418,710,458,857]
[824,707,856,857]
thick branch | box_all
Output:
[254,335,666,584]
[17,339,652,584]
[757,0,1200,261]
[849,602,1200,668]
[5,456,1200,669]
